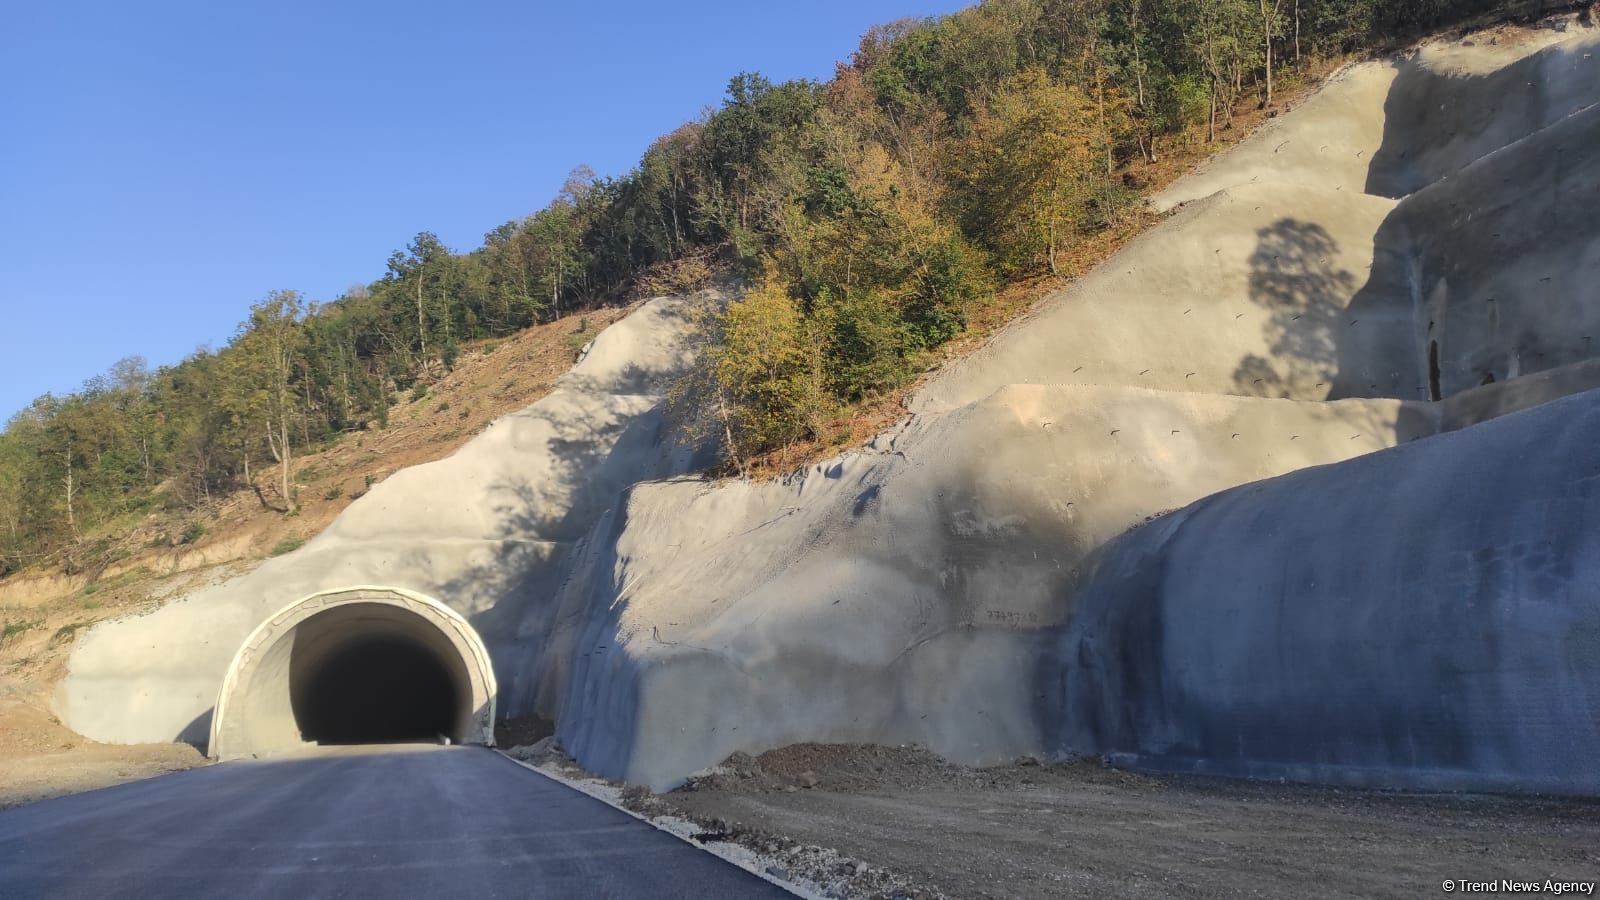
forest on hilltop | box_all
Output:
[0,0,1514,578]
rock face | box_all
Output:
[57,19,1600,793]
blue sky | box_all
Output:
[0,0,966,421]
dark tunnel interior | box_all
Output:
[289,628,466,745]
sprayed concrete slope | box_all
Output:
[1054,389,1600,794]
[56,294,716,750]
[535,22,1600,789]
[58,20,1600,790]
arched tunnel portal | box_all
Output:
[209,587,496,760]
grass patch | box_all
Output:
[565,318,594,359]
[77,566,154,601]
[2,620,42,640]
[270,536,305,557]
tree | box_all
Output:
[1182,0,1256,140]
[954,68,1111,274]
[701,277,829,465]
[107,356,156,486]
[229,291,305,511]
[1259,0,1286,106]
[385,233,453,369]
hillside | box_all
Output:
[0,304,628,801]
[35,0,1599,794]
[0,0,1374,703]
[0,0,1527,582]
[2,0,1597,830]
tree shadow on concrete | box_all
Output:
[1232,218,1356,399]
[1234,215,1430,411]
[1230,33,1600,410]
[1364,34,1600,200]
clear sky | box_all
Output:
[0,0,966,421]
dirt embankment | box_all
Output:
[0,692,201,810]
[631,744,1600,900]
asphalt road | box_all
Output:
[0,745,795,899]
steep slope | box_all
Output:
[55,17,1600,795]
[542,387,1422,786]
[531,20,1600,789]
[56,294,716,746]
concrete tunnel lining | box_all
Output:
[209,587,497,760]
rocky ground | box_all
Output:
[567,743,1600,900]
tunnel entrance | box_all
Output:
[210,587,497,760]
[290,629,464,745]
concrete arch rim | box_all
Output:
[208,585,497,759]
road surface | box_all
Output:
[0,744,795,898]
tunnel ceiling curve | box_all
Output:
[209,586,497,760]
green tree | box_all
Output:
[955,68,1111,274]
[701,277,829,466]
[227,291,305,511]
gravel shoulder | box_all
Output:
[624,744,1600,899]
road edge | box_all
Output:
[493,750,816,899]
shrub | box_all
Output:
[180,521,207,545]
[565,319,596,359]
